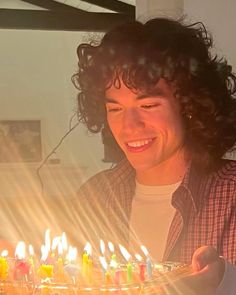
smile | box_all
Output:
[125,138,155,153]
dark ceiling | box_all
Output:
[0,0,135,31]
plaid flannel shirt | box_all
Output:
[73,158,236,264]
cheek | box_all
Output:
[107,117,120,137]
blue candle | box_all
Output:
[146,257,152,279]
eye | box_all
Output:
[106,106,122,113]
[141,103,160,109]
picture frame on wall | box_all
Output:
[0,120,42,163]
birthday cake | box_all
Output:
[0,230,191,294]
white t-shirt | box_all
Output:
[129,180,180,261]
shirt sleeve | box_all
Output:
[216,260,236,295]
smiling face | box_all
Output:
[105,78,188,184]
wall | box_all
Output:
[0,28,110,197]
[0,0,111,186]
[184,0,236,70]
[185,0,236,160]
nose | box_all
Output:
[122,108,145,134]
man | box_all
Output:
[71,18,236,294]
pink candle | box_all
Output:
[139,263,146,282]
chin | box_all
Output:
[128,160,156,172]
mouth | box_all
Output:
[125,138,156,153]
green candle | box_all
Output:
[127,261,132,284]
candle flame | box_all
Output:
[52,236,60,251]
[110,259,118,269]
[100,239,105,255]
[140,245,149,257]
[44,228,51,252]
[29,245,34,256]
[84,242,92,256]
[119,244,131,261]
[66,246,77,262]
[58,241,63,256]
[135,254,142,262]
[108,241,114,253]
[41,244,49,262]
[1,250,8,257]
[15,241,26,259]
[61,232,68,251]
[99,256,108,271]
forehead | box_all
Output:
[105,78,175,100]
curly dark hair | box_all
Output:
[72,17,236,172]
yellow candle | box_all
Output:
[87,258,93,284]
[82,252,88,278]
[38,264,54,279]
[0,257,8,280]
[55,257,65,282]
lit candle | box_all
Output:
[0,250,9,281]
[44,229,51,253]
[108,241,119,282]
[55,241,65,283]
[87,257,93,284]
[14,241,30,281]
[99,256,111,285]
[114,268,121,285]
[119,244,133,284]
[28,244,35,281]
[61,232,68,253]
[44,230,56,265]
[141,245,152,279]
[135,254,146,282]
[82,242,92,281]
[64,246,79,284]
[127,261,133,284]
[38,245,54,280]
[100,239,105,256]
[108,241,117,269]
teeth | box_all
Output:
[127,139,153,147]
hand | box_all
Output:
[160,246,225,295]
[190,245,225,292]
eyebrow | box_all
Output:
[137,88,166,99]
[105,88,166,104]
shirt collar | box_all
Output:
[173,162,212,213]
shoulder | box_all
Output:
[214,159,236,183]
[210,159,236,203]
[77,159,135,199]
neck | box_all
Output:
[136,152,190,186]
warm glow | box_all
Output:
[141,245,149,257]
[61,232,68,251]
[119,244,131,261]
[41,244,49,262]
[45,228,51,252]
[100,239,105,255]
[15,241,26,259]
[66,246,77,262]
[99,256,108,271]
[135,254,142,262]
[58,241,63,256]
[1,250,8,257]
[52,236,60,251]
[110,259,118,269]
[29,244,34,256]
[84,242,92,256]
[108,241,114,253]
